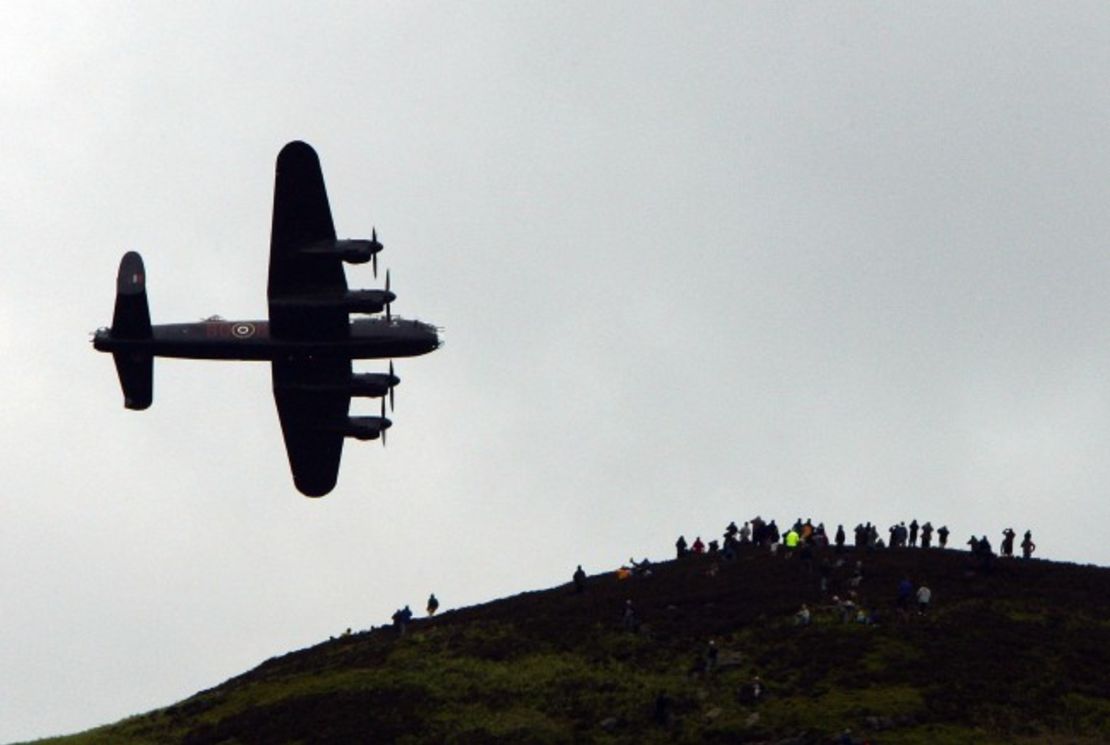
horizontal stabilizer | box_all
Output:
[113,351,153,410]
[112,251,152,339]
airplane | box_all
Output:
[92,141,441,497]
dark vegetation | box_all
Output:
[25,546,1110,744]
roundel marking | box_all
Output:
[231,322,256,339]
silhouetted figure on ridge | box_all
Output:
[1001,528,1016,557]
[974,535,994,571]
[1021,530,1036,559]
[921,521,934,549]
[937,525,950,548]
[573,565,587,593]
[909,519,919,547]
[426,593,439,616]
[391,605,413,635]
[675,535,688,559]
[814,522,828,547]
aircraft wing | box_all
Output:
[272,357,351,497]
[267,140,348,340]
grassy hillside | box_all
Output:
[23,545,1110,744]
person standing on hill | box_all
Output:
[1001,528,1016,557]
[937,525,950,548]
[751,516,765,545]
[622,599,639,631]
[1021,531,1036,559]
[909,519,919,547]
[975,536,994,571]
[675,535,688,559]
[897,577,913,609]
[921,521,934,548]
[426,593,439,616]
[392,605,413,635]
[739,521,752,544]
[706,640,719,673]
[692,536,706,554]
[573,565,587,593]
[915,583,932,614]
[835,524,846,552]
[814,523,828,547]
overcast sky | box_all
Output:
[4,2,1110,740]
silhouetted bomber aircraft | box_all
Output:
[93,141,441,497]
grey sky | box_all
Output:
[4,2,1110,740]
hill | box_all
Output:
[23,545,1110,744]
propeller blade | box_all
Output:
[380,398,388,447]
[389,361,396,412]
[372,251,378,278]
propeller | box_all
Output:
[385,270,392,322]
[380,397,388,447]
[389,360,396,411]
[370,228,382,278]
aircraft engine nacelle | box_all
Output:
[350,371,399,398]
[334,239,378,264]
[343,289,395,315]
[342,416,391,441]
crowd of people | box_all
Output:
[564,517,1038,638]
[673,518,1036,561]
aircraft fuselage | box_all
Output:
[94,317,439,361]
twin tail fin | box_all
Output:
[111,251,153,410]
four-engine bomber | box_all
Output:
[93,141,440,496]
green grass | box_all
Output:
[20,548,1110,744]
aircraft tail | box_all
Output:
[112,251,152,338]
[111,252,154,410]
[112,351,153,410]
